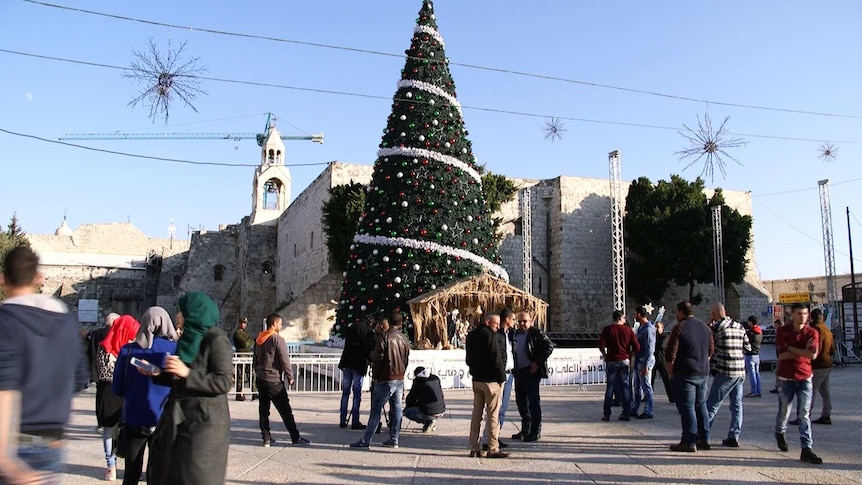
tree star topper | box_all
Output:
[124,38,207,124]
[675,113,746,182]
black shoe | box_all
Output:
[636,413,654,420]
[788,419,799,426]
[775,433,788,452]
[351,423,367,430]
[251,394,259,401]
[523,435,540,442]
[511,432,525,440]
[696,441,711,451]
[292,437,311,446]
[769,388,779,394]
[669,443,696,453]
[339,422,348,429]
[722,438,740,448]
[486,451,510,459]
[262,437,274,448]
[618,415,631,421]
[812,416,832,425]
[800,447,823,464]
[498,441,509,449]
[421,420,436,433]
[235,394,246,401]
[601,415,610,421]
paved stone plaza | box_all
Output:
[58,366,861,484]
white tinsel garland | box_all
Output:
[396,79,462,117]
[354,234,509,282]
[377,146,481,183]
[414,25,445,49]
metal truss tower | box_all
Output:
[609,150,625,312]
[818,180,840,323]
[712,205,725,304]
[520,187,533,294]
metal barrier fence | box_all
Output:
[231,352,607,395]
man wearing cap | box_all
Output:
[233,316,254,401]
[403,366,446,432]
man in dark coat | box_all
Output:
[512,311,554,442]
[466,313,508,458]
[338,315,376,429]
[403,366,446,432]
[233,316,254,401]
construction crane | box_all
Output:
[59,112,324,146]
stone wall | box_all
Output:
[275,162,374,307]
[179,226,240,326]
[236,219,279,333]
[278,272,344,343]
[27,222,190,327]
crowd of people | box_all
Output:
[598,300,834,465]
[0,245,839,483]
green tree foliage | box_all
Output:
[333,1,507,340]
[0,213,31,299]
[321,182,367,272]
[624,176,751,305]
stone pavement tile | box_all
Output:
[57,366,862,484]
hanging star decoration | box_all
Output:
[818,142,839,163]
[643,302,655,315]
[675,113,746,182]
[124,38,207,124]
[543,117,567,142]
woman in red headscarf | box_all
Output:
[96,315,140,481]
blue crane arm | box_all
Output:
[59,132,324,144]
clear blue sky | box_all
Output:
[2,1,861,281]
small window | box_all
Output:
[293,244,297,258]
[262,261,273,274]
[172,275,181,288]
[235,247,240,258]
[514,217,523,236]
[310,231,315,249]
[214,265,225,282]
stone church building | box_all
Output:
[27,125,769,338]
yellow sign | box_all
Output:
[778,292,810,304]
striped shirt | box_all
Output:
[710,317,752,378]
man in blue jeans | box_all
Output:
[337,315,375,429]
[351,312,410,450]
[666,301,714,452]
[0,247,89,483]
[774,303,823,464]
[631,306,656,419]
[599,310,639,421]
[705,303,751,448]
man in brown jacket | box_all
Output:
[253,313,311,447]
[804,308,834,425]
[351,312,410,449]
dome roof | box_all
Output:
[54,219,73,236]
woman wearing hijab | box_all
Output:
[148,292,232,485]
[97,315,140,481]
[112,307,178,485]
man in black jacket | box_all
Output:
[338,315,375,429]
[466,313,508,458]
[512,311,554,442]
[403,366,446,432]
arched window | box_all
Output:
[262,261,273,274]
[263,179,282,211]
[267,149,275,164]
[172,275,181,288]
[214,265,225,282]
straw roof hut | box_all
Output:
[406,272,548,350]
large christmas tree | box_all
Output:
[333,0,509,341]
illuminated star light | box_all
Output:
[675,113,746,182]
[543,117,567,142]
[818,142,839,162]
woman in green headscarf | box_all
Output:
[148,292,232,485]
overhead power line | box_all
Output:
[2,48,861,146]
[0,127,332,168]
[21,0,862,121]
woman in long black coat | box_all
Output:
[148,292,233,485]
